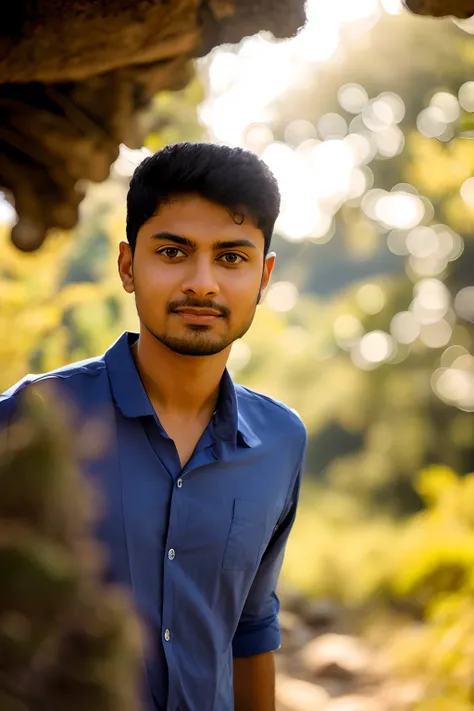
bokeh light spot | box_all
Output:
[266,281,299,312]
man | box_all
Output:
[0,143,307,711]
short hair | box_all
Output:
[126,142,281,256]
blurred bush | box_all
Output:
[287,466,474,709]
[386,465,474,710]
[0,386,143,711]
[281,480,403,605]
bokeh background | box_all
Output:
[2,1,474,709]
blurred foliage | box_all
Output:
[283,464,474,708]
[0,386,142,711]
[252,8,474,514]
[282,479,402,604]
[386,466,474,710]
[143,79,205,152]
[0,211,137,388]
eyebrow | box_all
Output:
[150,231,257,251]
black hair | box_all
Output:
[126,142,280,256]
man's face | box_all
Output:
[119,194,275,356]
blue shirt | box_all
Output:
[0,331,307,711]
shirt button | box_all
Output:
[164,629,171,642]
[177,478,183,488]
[168,548,175,560]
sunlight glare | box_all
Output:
[454,287,474,322]
[460,177,474,206]
[318,114,348,140]
[374,125,405,158]
[414,278,450,313]
[113,145,151,177]
[378,92,406,124]
[285,120,317,146]
[266,282,299,312]
[381,0,403,14]
[357,331,394,364]
[417,107,447,139]
[356,284,386,314]
[430,92,460,123]
[334,0,379,23]
[310,140,355,199]
[348,168,368,199]
[292,23,340,63]
[406,227,439,259]
[441,346,470,368]
[390,311,420,344]
[458,82,474,112]
[243,124,274,154]
[375,192,424,229]
[387,229,408,256]
[344,133,374,165]
[208,52,239,94]
[277,204,332,242]
[452,15,474,35]
[420,321,452,348]
[0,193,17,226]
[432,365,474,411]
[338,84,369,114]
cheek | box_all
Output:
[136,260,175,294]
[227,274,261,309]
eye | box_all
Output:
[219,252,246,265]
[158,247,186,259]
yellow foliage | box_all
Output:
[387,467,474,709]
[406,134,474,198]
[0,217,135,391]
[282,483,401,604]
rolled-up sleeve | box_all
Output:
[232,429,307,657]
[0,394,15,448]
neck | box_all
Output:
[130,327,230,419]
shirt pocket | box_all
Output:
[222,498,267,571]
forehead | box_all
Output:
[140,194,263,245]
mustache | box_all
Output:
[168,299,229,317]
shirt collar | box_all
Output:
[104,332,260,449]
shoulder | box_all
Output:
[235,383,307,450]
[0,355,107,424]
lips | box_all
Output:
[175,309,222,317]
[174,309,223,324]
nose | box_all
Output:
[180,257,220,299]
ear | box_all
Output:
[118,241,135,294]
[260,251,276,298]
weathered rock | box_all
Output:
[402,0,474,17]
[0,0,306,251]
[300,634,372,681]
[276,674,330,711]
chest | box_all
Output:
[88,415,295,583]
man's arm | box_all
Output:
[233,651,276,711]
[232,428,307,711]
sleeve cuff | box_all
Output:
[232,617,281,658]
